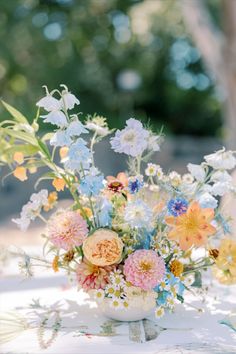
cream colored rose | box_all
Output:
[82,229,124,266]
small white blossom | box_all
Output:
[169,171,181,187]
[187,163,205,182]
[155,306,165,319]
[182,173,194,184]
[145,163,158,177]
[204,147,236,170]
[94,289,105,302]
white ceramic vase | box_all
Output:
[99,294,156,322]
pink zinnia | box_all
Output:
[47,210,88,250]
[76,258,115,290]
[124,250,165,291]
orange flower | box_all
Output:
[59,146,69,160]
[28,159,37,174]
[43,191,58,212]
[52,255,59,272]
[52,177,66,191]
[13,151,24,165]
[165,201,216,250]
[106,172,129,187]
[169,259,184,277]
[13,166,28,181]
[83,228,124,266]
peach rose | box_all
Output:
[82,229,124,266]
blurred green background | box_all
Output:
[0,0,223,137]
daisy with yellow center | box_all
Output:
[155,306,165,319]
[95,289,105,302]
[165,201,216,250]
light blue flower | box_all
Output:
[50,130,72,147]
[128,175,144,194]
[67,119,88,137]
[198,192,218,209]
[110,118,149,157]
[41,111,67,127]
[78,174,104,196]
[124,199,153,228]
[64,138,91,171]
[96,198,113,227]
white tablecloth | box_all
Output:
[1,254,236,354]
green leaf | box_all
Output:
[3,144,39,157]
[3,128,37,145]
[37,139,51,160]
[42,132,54,142]
[1,100,28,124]
[177,294,184,303]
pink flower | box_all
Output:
[47,210,88,250]
[76,258,115,290]
[124,250,165,291]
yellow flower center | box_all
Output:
[140,261,152,272]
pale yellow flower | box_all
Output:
[82,228,124,266]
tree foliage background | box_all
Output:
[0,0,222,136]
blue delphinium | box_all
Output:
[128,175,144,194]
[96,198,113,227]
[64,138,91,171]
[78,174,104,197]
[167,198,188,217]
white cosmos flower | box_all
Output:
[187,163,205,182]
[204,147,236,170]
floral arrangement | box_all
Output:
[1,85,236,319]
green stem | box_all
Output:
[183,262,214,275]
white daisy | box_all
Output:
[155,306,165,319]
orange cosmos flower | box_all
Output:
[13,151,24,165]
[43,191,58,212]
[59,146,69,160]
[13,166,28,181]
[165,201,216,250]
[52,177,66,191]
[106,172,129,187]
